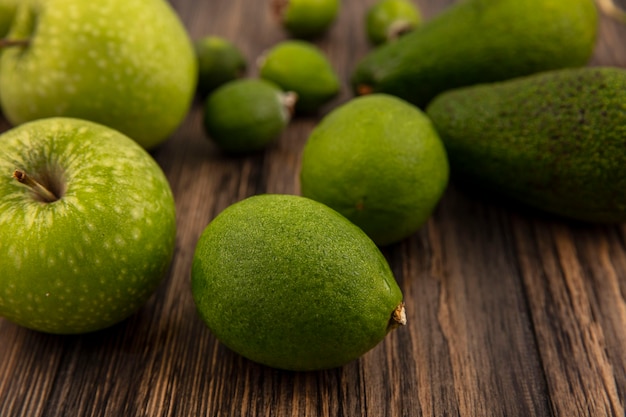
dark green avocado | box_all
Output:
[352,0,598,108]
[426,66,626,223]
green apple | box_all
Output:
[0,0,18,37]
[0,0,197,150]
[0,117,177,334]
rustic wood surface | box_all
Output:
[1,0,625,416]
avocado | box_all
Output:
[425,66,626,223]
[352,0,598,108]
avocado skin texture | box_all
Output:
[352,0,598,108]
[426,66,626,223]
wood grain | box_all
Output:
[1,1,625,416]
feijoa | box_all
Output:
[272,0,340,38]
[300,94,449,246]
[191,194,406,371]
[194,36,247,96]
[366,0,421,45]
[258,40,340,113]
[203,79,296,153]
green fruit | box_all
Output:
[426,66,626,223]
[203,79,296,153]
[272,0,340,38]
[0,118,177,334]
[300,94,449,246]
[258,40,340,113]
[0,0,197,150]
[191,194,406,371]
[352,0,598,108]
[194,36,247,96]
[366,0,421,46]
[0,0,18,37]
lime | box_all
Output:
[300,94,449,246]
[191,194,406,371]
[272,0,340,38]
[258,40,340,113]
[366,0,422,45]
[194,36,247,96]
[202,79,296,153]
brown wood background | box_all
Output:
[1,0,625,416]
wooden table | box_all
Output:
[1,1,625,416]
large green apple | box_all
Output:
[0,0,197,150]
[0,117,177,334]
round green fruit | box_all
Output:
[300,94,449,246]
[272,0,340,38]
[194,36,247,96]
[0,118,177,334]
[203,79,296,153]
[258,40,340,113]
[191,194,406,371]
[0,0,197,150]
[366,0,421,45]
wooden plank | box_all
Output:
[405,187,552,417]
[511,217,626,416]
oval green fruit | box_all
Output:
[191,194,406,371]
[258,40,340,113]
[300,94,449,246]
[426,66,626,223]
[194,35,247,96]
[272,0,340,38]
[352,0,598,108]
[203,79,296,153]
[366,0,421,45]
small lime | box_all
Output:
[300,94,449,246]
[366,0,421,45]
[272,0,340,38]
[203,79,296,153]
[194,36,247,96]
[191,194,406,371]
[258,40,340,113]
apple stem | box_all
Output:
[0,38,30,48]
[13,170,59,203]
